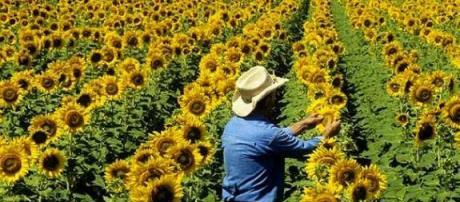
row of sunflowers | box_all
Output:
[291,0,386,201]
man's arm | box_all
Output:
[269,128,322,157]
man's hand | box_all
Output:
[301,113,324,129]
[289,113,323,136]
[323,120,341,138]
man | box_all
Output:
[222,66,341,202]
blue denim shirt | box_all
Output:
[222,114,322,202]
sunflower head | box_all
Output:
[0,145,29,184]
[39,148,66,178]
[130,174,183,202]
[442,96,460,129]
[330,159,361,187]
[57,103,88,132]
[395,112,409,127]
[306,147,345,181]
[168,143,202,174]
[180,87,211,118]
[105,159,130,183]
[348,179,372,202]
[414,115,437,146]
[0,81,23,107]
[126,158,173,188]
[179,115,207,144]
[359,164,387,197]
[409,81,434,107]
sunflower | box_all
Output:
[56,103,89,132]
[178,114,207,143]
[307,83,332,101]
[195,141,215,165]
[199,53,220,74]
[133,148,160,165]
[409,81,434,107]
[386,76,405,97]
[123,68,150,89]
[0,145,29,184]
[76,89,105,111]
[326,89,347,109]
[38,148,66,178]
[35,72,58,93]
[180,87,211,118]
[105,32,123,49]
[329,159,361,187]
[67,56,86,80]
[301,183,340,202]
[167,143,202,174]
[306,147,345,181]
[149,129,182,156]
[89,50,103,65]
[307,67,331,86]
[414,115,437,146]
[442,96,460,129]
[146,51,166,70]
[0,81,24,107]
[383,42,401,59]
[130,174,183,202]
[126,158,174,188]
[101,47,118,65]
[347,179,372,202]
[16,50,32,67]
[28,129,50,147]
[29,114,62,141]
[105,159,130,183]
[123,31,140,48]
[428,70,450,91]
[101,76,124,99]
[359,164,387,197]
[395,112,409,127]
[11,70,33,91]
[119,57,141,74]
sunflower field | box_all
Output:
[0,0,459,201]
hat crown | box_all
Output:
[236,66,274,102]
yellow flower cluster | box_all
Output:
[375,0,460,68]
[344,0,460,147]
[104,0,301,201]
[0,0,270,185]
[293,1,387,201]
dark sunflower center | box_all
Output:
[131,74,144,86]
[32,131,48,144]
[366,176,379,193]
[387,47,397,55]
[159,140,173,154]
[41,78,55,89]
[198,145,209,158]
[111,167,129,179]
[433,78,444,87]
[255,51,264,61]
[1,155,22,175]
[398,115,408,123]
[128,36,138,46]
[190,101,205,115]
[390,83,400,92]
[43,155,59,171]
[113,40,122,49]
[137,153,152,163]
[205,61,217,72]
[18,79,29,89]
[186,127,201,143]
[66,111,84,128]
[331,95,344,105]
[142,168,162,185]
[449,104,460,122]
[150,59,163,69]
[397,62,408,72]
[418,123,434,141]
[90,52,102,63]
[73,69,82,79]
[415,88,432,103]
[177,150,193,169]
[105,83,119,95]
[76,94,92,107]
[340,169,355,185]
[52,38,63,48]
[352,185,368,201]
[3,88,18,103]
[41,120,57,136]
[152,185,174,202]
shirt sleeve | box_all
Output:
[268,127,322,157]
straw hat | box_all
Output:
[232,66,288,117]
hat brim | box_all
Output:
[232,76,288,117]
